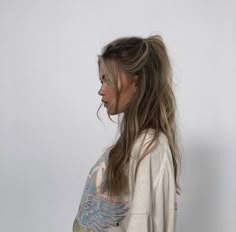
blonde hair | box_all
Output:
[97,35,182,197]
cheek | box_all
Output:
[107,87,116,98]
[119,86,135,105]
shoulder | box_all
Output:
[128,130,175,197]
[130,129,174,175]
[131,129,170,160]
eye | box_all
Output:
[102,74,109,82]
[99,78,104,84]
[99,74,113,86]
[100,79,109,85]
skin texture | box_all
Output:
[98,62,137,115]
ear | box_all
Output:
[133,75,139,87]
[131,75,139,93]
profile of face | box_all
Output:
[98,62,137,115]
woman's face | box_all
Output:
[98,62,137,115]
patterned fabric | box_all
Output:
[73,218,92,232]
[74,150,129,232]
[74,131,178,232]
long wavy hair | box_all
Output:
[96,34,182,198]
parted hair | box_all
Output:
[97,34,182,198]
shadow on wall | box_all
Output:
[177,133,224,232]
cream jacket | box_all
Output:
[73,130,177,232]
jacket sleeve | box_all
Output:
[152,160,177,232]
[125,136,177,232]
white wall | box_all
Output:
[0,0,235,231]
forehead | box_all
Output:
[98,62,106,80]
[98,59,129,85]
[99,62,105,73]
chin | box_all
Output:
[107,108,121,116]
[107,105,124,115]
[108,111,118,116]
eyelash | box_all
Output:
[100,79,109,84]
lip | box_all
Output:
[102,100,108,104]
[104,102,108,107]
[102,100,108,107]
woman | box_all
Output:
[73,34,181,232]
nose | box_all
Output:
[98,85,105,96]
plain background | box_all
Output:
[0,0,235,231]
